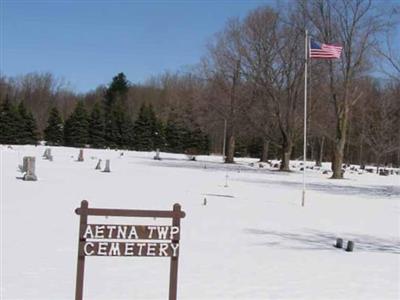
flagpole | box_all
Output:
[302,30,308,207]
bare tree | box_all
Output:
[202,18,250,163]
[363,82,400,171]
[302,0,387,178]
[241,6,305,171]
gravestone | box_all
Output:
[335,238,343,248]
[379,169,389,176]
[78,149,84,162]
[43,148,50,158]
[43,148,53,161]
[346,241,354,252]
[23,156,37,181]
[22,156,29,172]
[103,159,111,172]
[154,149,161,160]
[95,159,102,170]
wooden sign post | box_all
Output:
[74,200,186,300]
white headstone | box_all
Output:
[154,149,161,160]
[23,156,37,181]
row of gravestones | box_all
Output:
[20,148,112,181]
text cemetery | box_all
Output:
[82,225,180,257]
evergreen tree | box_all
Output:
[103,73,130,148]
[164,119,186,153]
[133,104,153,151]
[0,96,20,144]
[133,103,164,151]
[88,103,105,148]
[64,101,89,147]
[44,107,64,145]
[113,103,133,148]
[17,102,39,145]
[104,73,129,109]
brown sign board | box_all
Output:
[74,200,185,300]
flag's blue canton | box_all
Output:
[310,40,322,50]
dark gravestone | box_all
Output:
[95,159,102,170]
[346,241,354,252]
[335,238,343,249]
[103,159,111,172]
[78,149,84,162]
[379,169,389,176]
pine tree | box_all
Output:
[133,103,164,151]
[133,104,153,151]
[104,73,129,109]
[103,73,130,148]
[64,101,89,147]
[44,107,64,145]
[17,102,39,145]
[88,103,105,148]
[164,119,186,153]
[0,96,20,144]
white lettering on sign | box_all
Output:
[159,243,169,257]
[125,243,134,255]
[83,226,94,239]
[83,242,180,257]
[170,227,179,239]
[157,226,169,239]
[148,226,156,238]
[136,243,146,256]
[117,225,127,239]
[95,226,105,239]
[127,227,138,239]
[147,243,156,256]
[107,225,116,238]
[98,242,107,255]
[84,242,94,255]
[83,225,180,240]
[171,243,179,257]
[109,242,121,256]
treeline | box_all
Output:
[0,0,399,176]
[0,73,209,154]
[0,97,38,145]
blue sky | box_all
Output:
[1,0,273,92]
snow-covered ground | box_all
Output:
[1,145,399,300]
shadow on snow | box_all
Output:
[245,228,400,254]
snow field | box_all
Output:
[1,145,399,299]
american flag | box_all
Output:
[309,40,342,59]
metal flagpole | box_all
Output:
[302,30,308,207]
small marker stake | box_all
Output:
[224,174,229,187]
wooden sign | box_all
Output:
[74,200,186,300]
